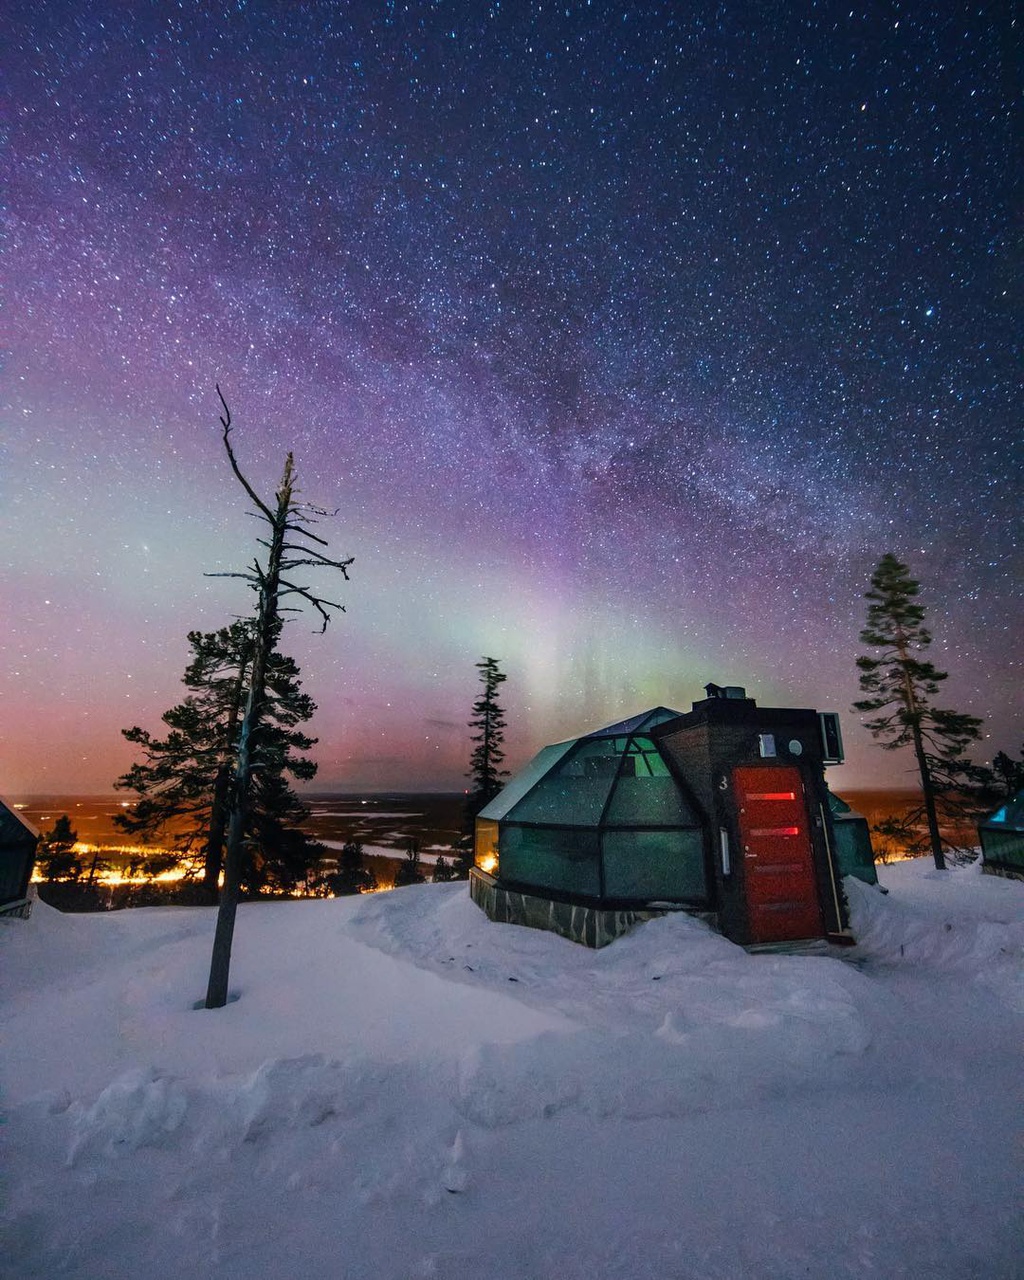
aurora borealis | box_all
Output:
[2,2,1020,795]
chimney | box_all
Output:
[703,682,747,700]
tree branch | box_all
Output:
[283,522,332,547]
[216,385,274,521]
[281,555,354,576]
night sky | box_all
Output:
[2,2,1021,796]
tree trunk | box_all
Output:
[912,721,946,870]
[204,798,241,1007]
[205,644,273,1007]
[894,626,946,871]
[202,763,232,904]
[203,659,248,904]
[205,456,293,1009]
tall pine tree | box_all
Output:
[114,620,320,900]
[458,657,509,876]
[467,657,508,809]
[854,553,984,869]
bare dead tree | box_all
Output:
[205,386,352,1009]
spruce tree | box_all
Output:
[459,657,509,877]
[854,553,984,869]
[37,815,81,882]
[44,814,77,852]
[432,854,456,883]
[466,657,508,811]
[114,620,319,900]
[395,838,425,887]
[989,745,1024,800]
[328,840,375,895]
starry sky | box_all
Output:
[2,1,1021,796]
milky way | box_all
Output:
[2,2,1020,793]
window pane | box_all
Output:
[474,818,500,873]
[604,740,699,826]
[604,775,699,826]
[499,824,601,897]
[602,830,707,902]
[481,740,576,821]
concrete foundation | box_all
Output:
[470,867,676,948]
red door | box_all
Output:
[734,765,823,943]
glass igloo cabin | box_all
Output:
[474,707,707,913]
[979,789,1024,880]
[471,688,863,948]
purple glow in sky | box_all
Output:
[2,2,1020,795]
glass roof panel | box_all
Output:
[477,740,576,822]
[588,706,682,738]
[507,737,620,827]
[588,706,686,737]
[482,714,698,831]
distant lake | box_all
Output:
[14,792,466,865]
[302,794,464,864]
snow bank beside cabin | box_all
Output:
[351,885,877,1126]
[847,861,1024,1011]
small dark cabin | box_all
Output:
[978,790,1024,881]
[0,797,40,916]
[471,685,872,948]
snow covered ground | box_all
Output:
[2,860,1022,1279]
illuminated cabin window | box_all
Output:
[474,818,500,874]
